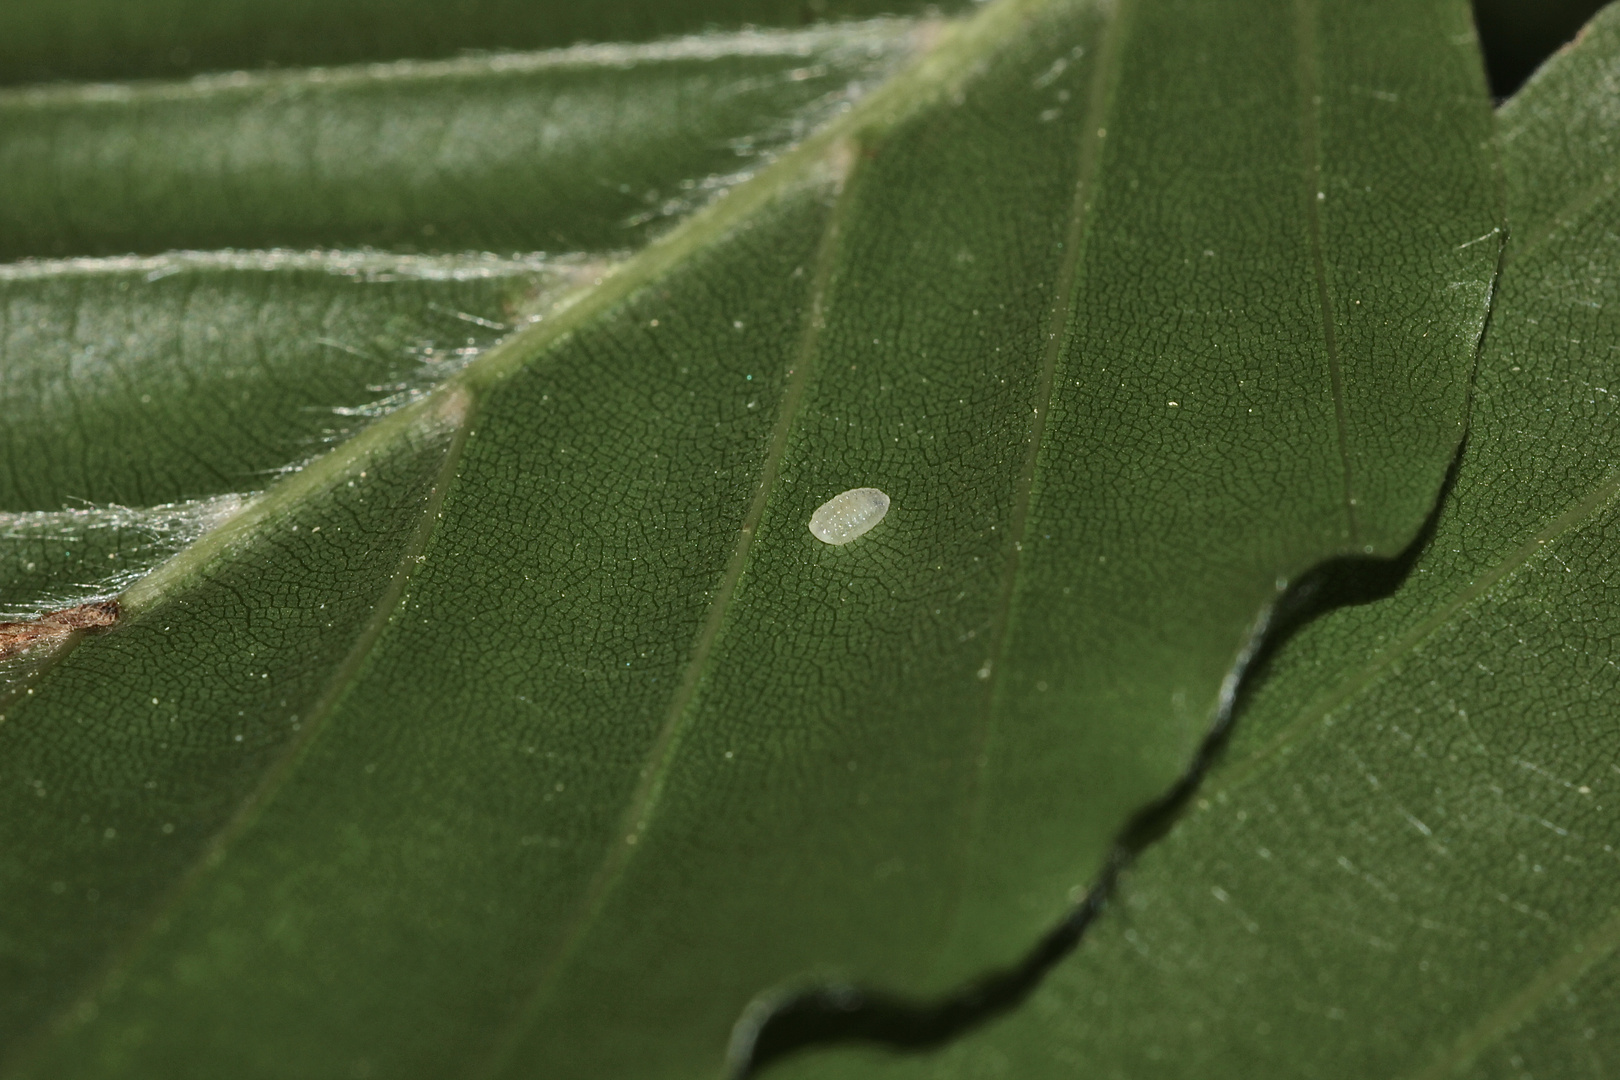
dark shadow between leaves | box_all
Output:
[1470,0,1609,100]
[725,447,1463,1079]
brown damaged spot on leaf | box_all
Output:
[0,600,121,661]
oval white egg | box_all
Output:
[808,487,890,545]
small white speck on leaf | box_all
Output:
[809,487,890,545]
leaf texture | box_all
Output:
[0,0,1499,1076]
[0,22,924,257]
[0,0,973,86]
[0,251,577,510]
[783,7,1620,1078]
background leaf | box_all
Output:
[0,21,925,257]
[782,6,1620,1077]
[0,0,1500,1076]
[0,0,974,86]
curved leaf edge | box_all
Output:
[0,0,1504,1071]
[725,452,1462,1077]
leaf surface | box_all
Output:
[0,21,923,257]
[0,251,580,510]
[782,7,1620,1078]
[0,0,973,86]
[0,1,1499,1077]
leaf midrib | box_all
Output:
[0,0,1060,1069]
[82,0,1047,624]
[0,393,476,1079]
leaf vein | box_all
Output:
[938,0,1131,970]
[466,150,863,1080]
[0,394,476,1080]
[1296,0,1360,546]
[1502,167,1620,271]
[1401,906,1620,1080]
[1212,466,1620,801]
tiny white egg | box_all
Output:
[808,487,890,545]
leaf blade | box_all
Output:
[0,23,925,258]
[0,0,1503,1076]
[777,7,1620,1078]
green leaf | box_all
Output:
[784,7,1620,1078]
[0,0,1499,1076]
[0,251,582,510]
[0,0,973,86]
[0,21,924,257]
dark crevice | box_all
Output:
[1471,0,1610,100]
[728,446,1464,1079]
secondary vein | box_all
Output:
[1403,906,1620,1080]
[0,391,476,1080]
[0,22,921,109]
[1211,465,1620,802]
[1296,0,1360,547]
[467,148,862,1080]
[940,0,1130,967]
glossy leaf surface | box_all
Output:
[0,251,580,510]
[0,22,922,257]
[788,7,1620,1078]
[0,0,1499,1076]
[0,0,974,86]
